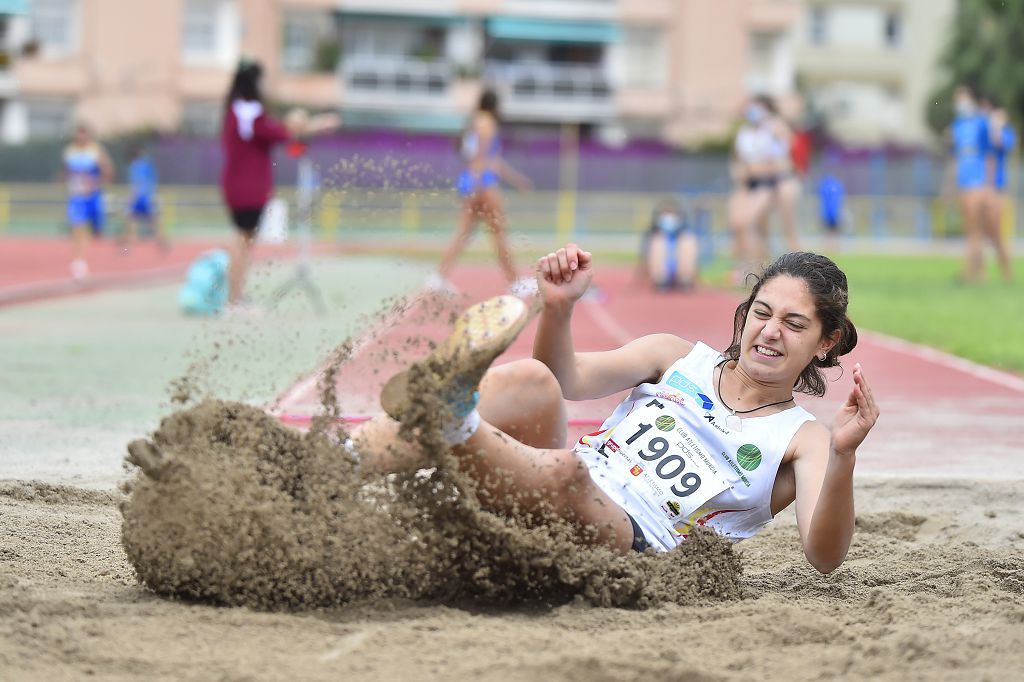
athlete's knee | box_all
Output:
[500,358,561,400]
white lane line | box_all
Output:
[270,289,431,413]
[579,298,634,346]
[863,329,1024,395]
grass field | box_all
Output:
[831,253,1024,373]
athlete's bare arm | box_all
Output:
[532,243,692,401]
[789,363,879,573]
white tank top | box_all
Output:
[576,342,814,551]
[735,124,787,165]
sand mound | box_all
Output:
[120,399,741,610]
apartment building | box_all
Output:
[793,0,956,145]
[0,0,801,146]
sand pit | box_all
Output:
[3,472,1023,680]
[119,399,741,610]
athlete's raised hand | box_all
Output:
[536,243,593,308]
[830,363,880,457]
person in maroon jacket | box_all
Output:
[220,59,338,307]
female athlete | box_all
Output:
[354,244,879,573]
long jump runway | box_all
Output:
[273,265,1024,480]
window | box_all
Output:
[884,11,902,48]
[181,0,237,64]
[809,6,827,46]
[26,98,73,139]
[183,0,218,55]
[620,27,665,88]
[282,11,316,72]
[31,0,77,56]
[180,100,221,136]
[282,10,339,73]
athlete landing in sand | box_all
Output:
[352,244,879,573]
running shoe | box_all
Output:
[424,272,459,296]
[380,295,532,423]
[70,259,89,281]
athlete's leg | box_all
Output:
[227,230,256,304]
[747,187,775,267]
[354,357,566,468]
[676,231,699,287]
[776,176,802,252]
[983,190,1013,282]
[120,215,139,250]
[479,188,518,284]
[959,189,986,282]
[69,224,90,278]
[727,188,752,281]
[438,197,478,280]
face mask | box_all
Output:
[656,212,682,234]
[955,100,975,117]
[745,104,766,124]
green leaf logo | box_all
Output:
[737,444,762,471]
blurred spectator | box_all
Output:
[817,171,845,252]
[120,145,169,253]
[949,85,992,283]
[219,58,339,310]
[427,89,534,297]
[981,94,1015,282]
[637,198,698,291]
[63,124,114,281]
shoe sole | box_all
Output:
[380,295,533,422]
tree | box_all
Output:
[928,0,1024,134]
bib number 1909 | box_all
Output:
[623,400,702,497]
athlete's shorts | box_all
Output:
[957,160,987,190]
[68,193,104,234]
[457,169,500,198]
[745,175,779,191]
[628,514,651,552]
[229,205,265,234]
[130,194,157,218]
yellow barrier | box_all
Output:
[399,194,421,235]
[0,186,8,233]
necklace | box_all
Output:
[715,360,793,432]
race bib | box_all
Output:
[600,398,729,522]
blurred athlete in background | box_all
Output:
[64,123,114,281]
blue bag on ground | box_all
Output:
[178,249,229,315]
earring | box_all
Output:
[819,352,827,361]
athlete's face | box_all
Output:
[738,275,837,383]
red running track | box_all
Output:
[0,236,293,307]
[273,265,1024,480]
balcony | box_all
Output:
[483,60,615,122]
[340,54,455,109]
[796,45,904,84]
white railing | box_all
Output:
[485,61,611,101]
[483,60,614,120]
[341,54,454,99]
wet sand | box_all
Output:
[3,475,1022,681]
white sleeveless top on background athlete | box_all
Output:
[576,342,815,551]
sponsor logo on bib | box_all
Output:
[630,464,644,476]
[666,371,715,411]
[737,444,762,471]
[655,415,676,431]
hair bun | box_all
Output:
[838,317,859,356]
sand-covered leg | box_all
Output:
[380,295,532,436]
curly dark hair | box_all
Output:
[724,252,858,397]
